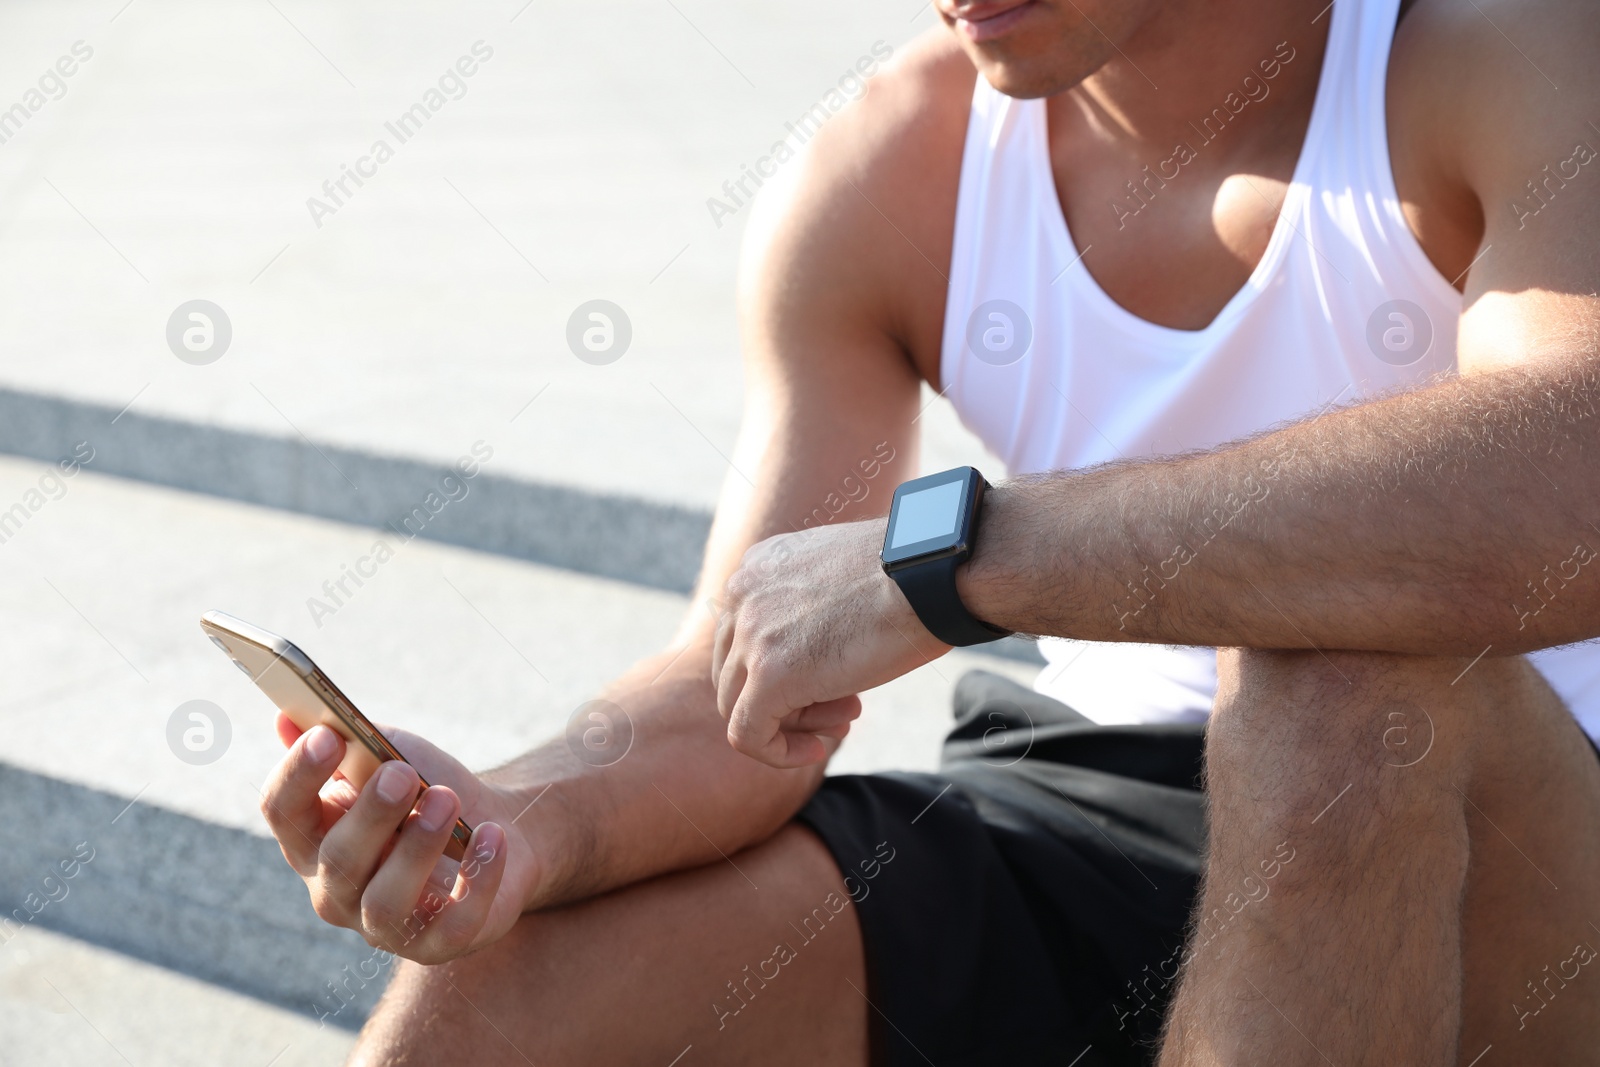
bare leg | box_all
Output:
[347,824,868,1066]
[1160,649,1600,1065]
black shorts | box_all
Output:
[796,670,1208,1067]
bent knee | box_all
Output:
[1208,648,1505,806]
[346,957,475,1067]
[1219,647,1484,707]
[1215,647,1525,743]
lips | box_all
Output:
[940,0,1037,42]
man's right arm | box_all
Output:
[257,30,975,960]
[487,33,974,908]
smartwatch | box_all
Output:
[880,466,1012,646]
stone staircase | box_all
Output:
[0,2,1040,1060]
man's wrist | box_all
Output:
[477,754,570,911]
[486,643,740,913]
[955,484,1024,634]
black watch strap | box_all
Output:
[891,554,1011,647]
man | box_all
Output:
[261,0,1600,1061]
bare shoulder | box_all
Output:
[739,28,976,378]
[1390,0,1600,148]
[1388,0,1600,278]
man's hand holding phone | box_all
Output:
[260,715,536,964]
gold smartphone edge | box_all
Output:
[201,611,476,861]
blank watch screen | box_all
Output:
[889,480,963,549]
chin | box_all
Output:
[970,55,1084,99]
[940,0,1138,100]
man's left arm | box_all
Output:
[715,0,1600,764]
[956,0,1600,656]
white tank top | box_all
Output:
[940,0,1600,738]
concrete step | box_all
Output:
[0,383,1033,624]
[0,924,354,1066]
[0,454,1039,1027]
[0,764,385,1036]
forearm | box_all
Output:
[961,355,1600,655]
[483,639,828,911]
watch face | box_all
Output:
[881,467,979,567]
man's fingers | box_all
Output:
[274,711,303,749]
[360,785,463,944]
[788,695,862,732]
[362,821,509,962]
[312,761,422,924]
[713,616,743,721]
[728,685,816,768]
[711,608,733,689]
[321,775,361,812]
[777,729,830,767]
[774,700,850,765]
[418,823,510,959]
[711,557,748,693]
[260,724,346,876]
[716,646,749,723]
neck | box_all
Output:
[1063,0,1331,163]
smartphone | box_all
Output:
[200,610,473,861]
